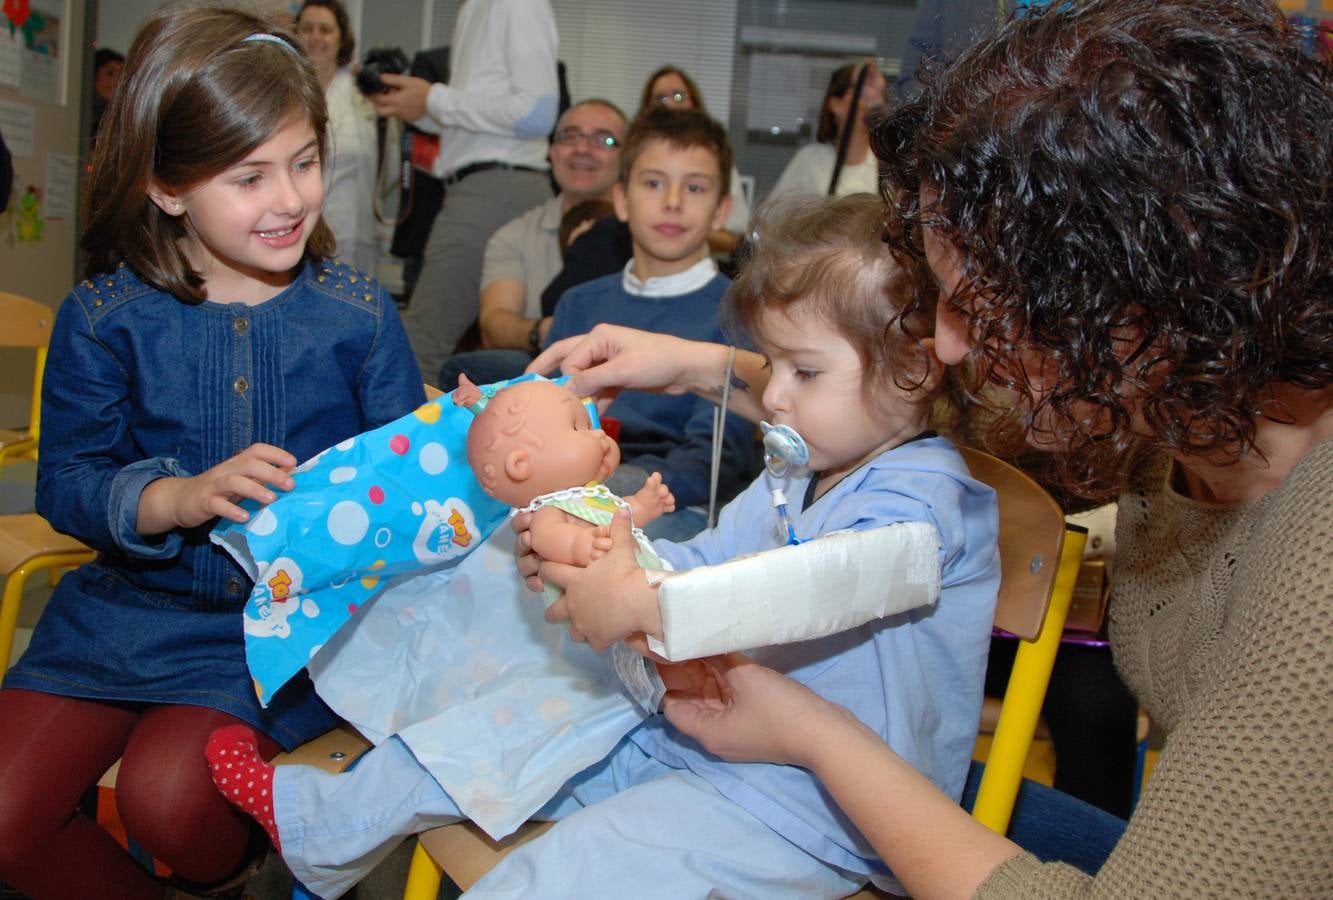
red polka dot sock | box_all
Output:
[205,724,281,852]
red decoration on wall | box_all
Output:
[3,0,31,31]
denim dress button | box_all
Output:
[226,576,243,597]
[233,376,249,394]
[234,318,250,336]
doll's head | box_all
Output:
[455,376,620,507]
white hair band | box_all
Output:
[241,33,298,53]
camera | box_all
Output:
[357,46,410,95]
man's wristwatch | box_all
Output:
[527,320,543,352]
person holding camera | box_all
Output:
[368,0,559,386]
[297,0,381,274]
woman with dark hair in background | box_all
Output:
[638,65,749,253]
[297,0,381,273]
[768,59,886,200]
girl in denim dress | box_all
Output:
[0,8,423,897]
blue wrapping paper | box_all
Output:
[212,389,510,705]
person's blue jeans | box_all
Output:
[438,348,535,392]
[961,761,1127,875]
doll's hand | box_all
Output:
[138,443,296,534]
[627,472,676,526]
[542,510,660,651]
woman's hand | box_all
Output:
[662,653,855,769]
[529,324,717,412]
[138,443,297,534]
[540,509,661,651]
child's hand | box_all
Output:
[542,510,660,651]
[138,443,296,534]
[511,511,545,592]
[627,472,676,526]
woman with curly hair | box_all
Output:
[528,1,1333,895]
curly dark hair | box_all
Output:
[875,0,1333,497]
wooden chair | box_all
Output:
[397,447,1084,897]
[0,292,55,469]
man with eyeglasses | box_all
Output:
[438,99,629,388]
[369,0,559,386]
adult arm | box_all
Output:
[415,0,558,139]
[478,208,551,350]
[673,449,1333,899]
[479,277,550,350]
[662,654,1023,900]
[530,324,770,422]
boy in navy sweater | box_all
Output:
[544,107,758,540]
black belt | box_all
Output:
[442,161,545,187]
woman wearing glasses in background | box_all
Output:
[637,66,750,254]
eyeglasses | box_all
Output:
[655,90,691,107]
[553,128,620,150]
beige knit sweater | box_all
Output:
[977,438,1332,897]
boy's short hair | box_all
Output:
[727,194,937,416]
[619,107,732,197]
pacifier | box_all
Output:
[759,422,810,478]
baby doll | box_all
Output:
[453,374,675,597]
[455,374,680,710]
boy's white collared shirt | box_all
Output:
[621,256,717,298]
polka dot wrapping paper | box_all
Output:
[211,382,520,706]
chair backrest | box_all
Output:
[958,445,1087,836]
[0,292,54,351]
[958,446,1064,640]
[0,292,55,459]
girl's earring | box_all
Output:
[170,202,184,214]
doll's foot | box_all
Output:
[205,725,281,852]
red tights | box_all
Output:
[0,688,279,899]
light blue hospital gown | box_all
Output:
[275,436,999,898]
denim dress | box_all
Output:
[6,260,425,749]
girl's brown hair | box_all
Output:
[727,194,948,423]
[638,66,708,116]
[81,7,333,302]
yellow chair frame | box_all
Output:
[0,514,96,683]
[0,292,55,469]
[398,447,1085,897]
